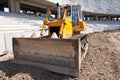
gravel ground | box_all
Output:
[0,30,120,80]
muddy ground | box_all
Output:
[0,30,120,80]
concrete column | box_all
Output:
[8,0,20,13]
[0,33,6,56]
[8,0,16,13]
[111,17,113,20]
[95,15,98,20]
[15,0,20,13]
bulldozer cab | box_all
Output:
[58,4,82,27]
[48,4,82,26]
[49,4,84,37]
[40,4,86,38]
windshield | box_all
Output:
[72,5,79,26]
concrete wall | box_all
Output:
[0,30,40,56]
[0,34,6,55]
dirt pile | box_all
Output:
[79,30,120,80]
[0,30,119,80]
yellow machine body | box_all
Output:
[48,18,73,38]
[40,4,86,38]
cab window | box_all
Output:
[72,6,79,26]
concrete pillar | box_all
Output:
[98,17,102,20]
[98,16,100,20]
[91,16,95,20]
[111,17,113,20]
[95,15,98,20]
[0,33,6,56]
[15,0,20,13]
[8,0,20,13]
[108,16,111,21]
[8,0,15,12]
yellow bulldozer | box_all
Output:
[13,4,88,77]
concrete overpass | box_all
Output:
[83,11,120,21]
[0,0,56,13]
[0,0,119,20]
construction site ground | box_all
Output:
[0,30,120,80]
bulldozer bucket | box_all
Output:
[12,38,82,77]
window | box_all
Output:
[72,5,79,26]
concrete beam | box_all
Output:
[20,0,56,9]
[21,4,47,13]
